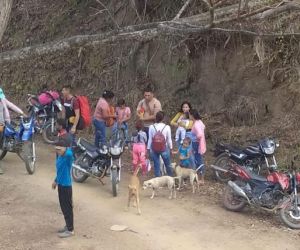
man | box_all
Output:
[136,86,162,138]
[52,137,74,238]
[61,85,81,143]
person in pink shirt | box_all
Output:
[93,90,115,146]
[112,99,131,145]
[190,109,206,184]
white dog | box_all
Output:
[143,176,176,199]
[171,163,199,194]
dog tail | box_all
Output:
[133,165,141,176]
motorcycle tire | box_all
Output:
[0,149,8,160]
[280,197,300,229]
[223,183,247,212]
[42,121,58,144]
[23,140,36,175]
[111,167,119,197]
[72,167,89,183]
[214,153,233,183]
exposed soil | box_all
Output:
[0,142,300,250]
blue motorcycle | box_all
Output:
[0,115,36,174]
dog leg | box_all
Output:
[126,191,131,211]
[190,176,195,194]
[173,183,177,199]
[136,191,141,215]
[150,189,155,199]
[177,177,182,190]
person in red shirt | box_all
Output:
[93,90,115,146]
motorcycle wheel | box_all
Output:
[72,167,89,183]
[23,140,36,175]
[214,153,233,183]
[280,197,300,229]
[0,149,8,160]
[111,167,119,197]
[223,183,247,212]
[42,121,58,144]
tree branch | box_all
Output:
[173,0,194,20]
[0,0,13,42]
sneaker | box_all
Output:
[58,230,74,238]
[57,226,67,233]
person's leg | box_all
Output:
[58,185,74,232]
[132,144,139,172]
[161,149,173,177]
[192,142,205,183]
[138,144,147,175]
[123,123,129,144]
[150,150,161,177]
[93,119,106,147]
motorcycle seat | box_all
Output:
[79,139,98,152]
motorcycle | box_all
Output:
[72,137,124,197]
[211,162,300,229]
[0,115,36,174]
[213,138,279,182]
[27,94,63,144]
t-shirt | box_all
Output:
[94,97,110,121]
[55,148,74,186]
[179,145,192,167]
[131,130,147,144]
[116,107,131,123]
[137,98,162,127]
[147,122,172,150]
[62,97,80,120]
[0,102,5,125]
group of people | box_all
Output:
[92,85,207,183]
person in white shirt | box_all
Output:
[147,111,173,177]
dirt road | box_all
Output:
[0,143,299,250]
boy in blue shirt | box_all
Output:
[52,137,74,238]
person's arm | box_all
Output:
[123,108,131,122]
[170,112,181,127]
[5,99,24,115]
[166,125,173,150]
[71,98,80,134]
[136,100,143,117]
[147,126,153,150]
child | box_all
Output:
[172,137,195,169]
[131,120,148,175]
[52,137,74,238]
[113,99,131,145]
[175,112,190,147]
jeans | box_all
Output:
[192,142,205,175]
[112,122,129,143]
[93,118,106,147]
[150,149,173,177]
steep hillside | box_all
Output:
[0,0,300,166]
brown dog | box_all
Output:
[127,166,141,215]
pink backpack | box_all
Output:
[38,91,60,105]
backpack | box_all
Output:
[38,91,60,105]
[71,96,92,130]
[151,125,167,153]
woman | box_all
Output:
[170,101,194,147]
[0,87,25,174]
[147,111,173,177]
[190,109,206,184]
[93,90,116,147]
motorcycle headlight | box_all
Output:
[110,146,123,156]
[263,145,275,155]
[99,145,108,155]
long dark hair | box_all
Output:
[190,109,201,120]
[179,101,192,113]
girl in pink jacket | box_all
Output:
[190,109,206,184]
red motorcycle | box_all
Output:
[211,163,300,229]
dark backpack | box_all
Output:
[151,125,166,153]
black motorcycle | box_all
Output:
[72,137,124,197]
[213,138,279,182]
[27,94,63,144]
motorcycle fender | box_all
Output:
[111,164,118,170]
[22,130,33,141]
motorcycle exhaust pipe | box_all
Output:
[72,164,90,175]
[211,164,230,173]
[228,181,251,204]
